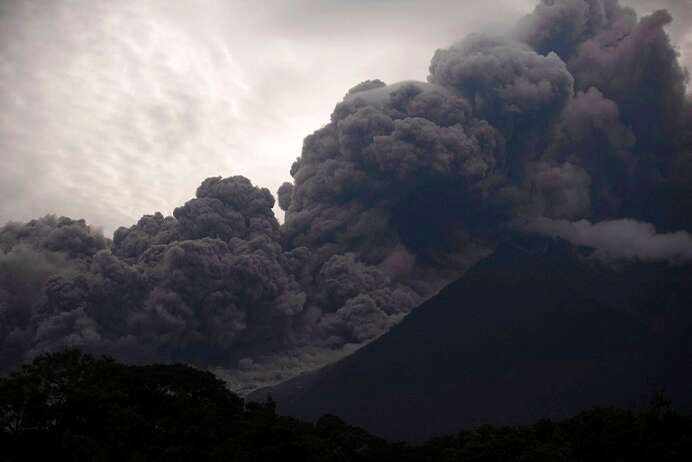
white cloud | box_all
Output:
[528,217,692,263]
[0,0,535,234]
[0,0,687,235]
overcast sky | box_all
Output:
[1,0,690,235]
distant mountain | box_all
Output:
[254,235,692,441]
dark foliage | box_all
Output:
[2,351,691,461]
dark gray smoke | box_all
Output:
[1,179,311,370]
[516,0,691,230]
[1,0,691,391]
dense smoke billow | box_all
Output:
[1,0,691,392]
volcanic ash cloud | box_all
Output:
[1,0,691,392]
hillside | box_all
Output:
[256,235,692,441]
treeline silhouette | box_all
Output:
[1,350,691,461]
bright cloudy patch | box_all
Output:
[0,1,688,233]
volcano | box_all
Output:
[254,235,692,441]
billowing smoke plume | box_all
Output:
[1,180,310,369]
[1,0,691,391]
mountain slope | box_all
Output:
[256,235,692,441]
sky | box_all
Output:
[1,0,690,235]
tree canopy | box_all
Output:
[1,350,691,461]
